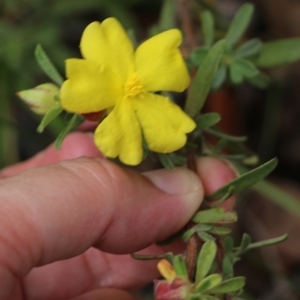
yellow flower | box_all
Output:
[60,18,195,165]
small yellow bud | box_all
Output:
[17,83,60,115]
[157,259,177,281]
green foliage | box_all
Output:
[225,3,254,48]
[35,45,64,86]
[54,114,84,149]
[37,106,63,133]
[253,38,300,67]
[195,241,217,282]
[206,158,278,201]
[185,40,226,117]
[201,10,214,47]
[195,113,221,131]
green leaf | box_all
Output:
[229,62,244,84]
[206,276,245,294]
[195,113,221,131]
[54,114,84,149]
[246,234,288,251]
[234,58,259,79]
[182,226,197,242]
[173,255,188,279]
[195,241,217,282]
[197,231,216,242]
[234,38,262,58]
[212,65,227,90]
[158,153,175,169]
[196,274,222,293]
[205,128,247,142]
[225,3,254,48]
[239,233,252,254]
[201,10,214,47]
[209,226,232,235]
[222,254,234,278]
[185,40,226,117]
[247,72,270,89]
[253,179,300,218]
[193,208,237,224]
[35,44,64,86]
[206,158,278,201]
[37,105,63,133]
[238,233,251,253]
[169,153,186,166]
[254,38,300,67]
[191,47,209,65]
[224,236,234,253]
[158,0,176,31]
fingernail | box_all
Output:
[145,168,201,195]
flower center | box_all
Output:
[125,73,145,98]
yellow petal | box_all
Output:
[132,94,195,153]
[80,18,134,83]
[135,29,190,92]
[94,99,143,165]
[60,59,122,114]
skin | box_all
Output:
[0,132,237,300]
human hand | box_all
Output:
[0,133,237,300]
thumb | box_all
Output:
[0,157,202,299]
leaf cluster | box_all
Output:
[190,3,300,90]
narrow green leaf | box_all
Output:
[211,138,227,154]
[247,72,270,89]
[222,254,234,278]
[197,231,215,242]
[225,3,254,48]
[131,253,166,260]
[201,10,214,47]
[35,44,64,86]
[204,128,247,142]
[246,234,288,251]
[37,106,63,133]
[191,47,209,65]
[234,58,259,79]
[224,236,234,252]
[234,38,262,58]
[169,153,186,166]
[185,40,226,117]
[173,255,188,279]
[254,179,300,218]
[254,38,300,67]
[158,153,175,169]
[158,0,176,31]
[206,276,245,294]
[54,114,84,149]
[196,274,222,293]
[195,113,221,131]
[239,233,252,253]
[229,62,244,84]
[195,241,217,282]
[212,65,227,90]
[182,226,197,242]
[193,208,237,224]
[206,158,278,201]
[209,226,232,235]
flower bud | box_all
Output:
[154,277,190,300]
[17,83,60,115]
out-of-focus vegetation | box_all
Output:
[0,0,162,167]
